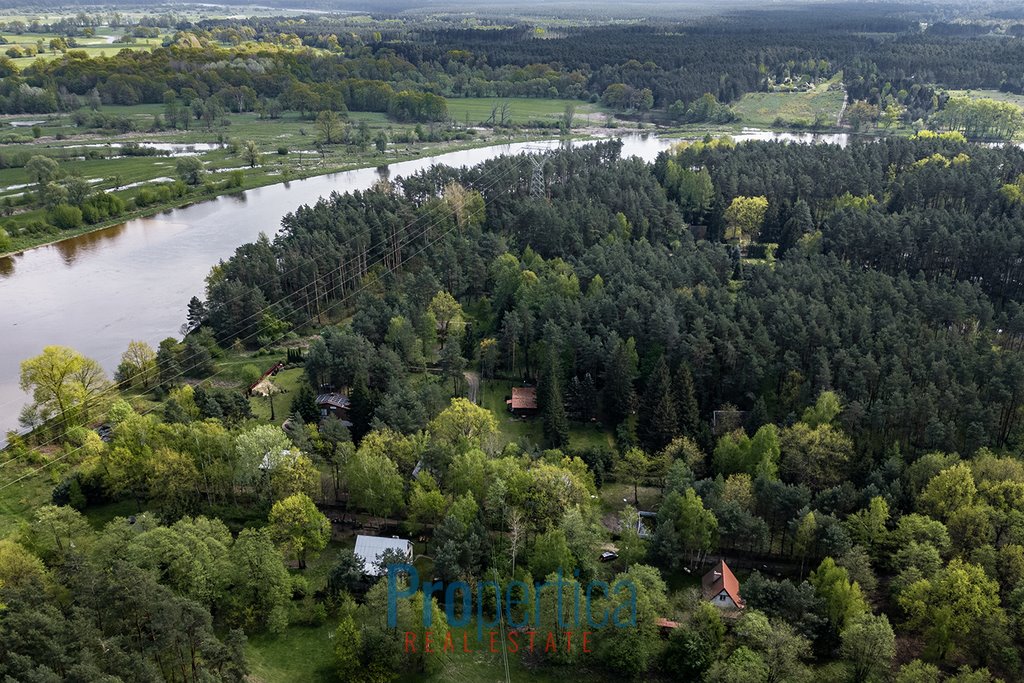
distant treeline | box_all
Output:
[4,5,1024,124]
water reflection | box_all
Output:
[53,222,128,265]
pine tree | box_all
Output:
[349,373,373,445]
[674,362,700,437]
[540,350,570,448]
[566,372,598,422]
[290,384,320,424]
[602,337,638,425]
[639,355,678,452]
[186,296,207,333]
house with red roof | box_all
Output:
[506,386,538,416]
[702,560,744,610]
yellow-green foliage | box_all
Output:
[831,192,878,212]
[912,130,968,143]
[1000,174,1024,204]
[911,152,970,169]
[670,136,736,155]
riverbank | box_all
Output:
[0,131,583,258]
[0,123,927,260]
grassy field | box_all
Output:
[0,99,578,255]
[246,621,337,683]
[731,82,846,128]
[247,617,606,683]
[249,366,306,424]
[445,97,605,126]
[0,458,53,537]
[480,379,614,451]
[2,30,168,68]
[945,88,1024,108]
[481,379,543,445]
[82,498,137,529]
[412,623,606,683]
[598,482,662,516]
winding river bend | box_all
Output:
[0,130,851,440]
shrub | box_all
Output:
[0,226,10,251]
[277,146,289,155]
[81,191,126,223]
[48,203,83,230]
[134,187,158,207]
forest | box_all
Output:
[7,130,1024,681]
[3,3,1024,127]
[10,2,1024,682]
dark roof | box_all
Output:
[508,386,537,410]
[316,393,350,409]
[702,560,744,607]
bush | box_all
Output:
[176,157,205,185]
[277,146,289,155]
[15,220,58,237]
[291,574,309,599]
[81,191,126,224]
[134,187,158,207]
[48,203,83,230]
[0,226,10,251]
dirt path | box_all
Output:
[464,370,481,404]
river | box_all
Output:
[0,130,852,441]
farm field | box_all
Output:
[945,88,1024,109]
[0,102,556,254]
[445,97,606,126]
[1,27,168,67]
[730,82,847,128]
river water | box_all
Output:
[0,130,851,440]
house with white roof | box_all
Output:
[353,534,413,576]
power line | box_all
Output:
[0,148,554,490]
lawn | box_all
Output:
[249,366,306,424]
[412,626,599,683]
[0,459,53,537]
[481,379,543,446]
[445,97,604,126]
[479,379,614,451]
[731,83,846,128]
[246,621,337,683]
[82,498,138,529]
[598,482,662,516]
[247,617,607,683]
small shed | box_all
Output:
[702,560,744,610]
[353,534,413,576]
[506,386,538,416]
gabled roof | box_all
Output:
[702,560,744,607]
[353,534,412,576]
[508,386,537,410]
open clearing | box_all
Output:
[945,88,1024,109]
[731,83,846,128]
[445,97,606,126]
